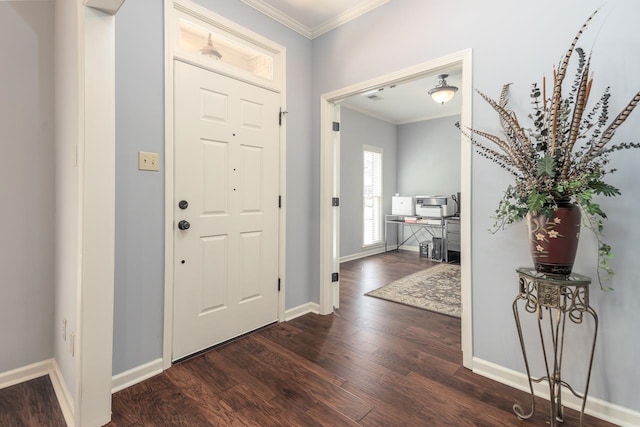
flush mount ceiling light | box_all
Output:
[428,74,458,104]
[201,33,222,60]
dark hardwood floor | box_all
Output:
[107,251,613,426]
[0,375,66,426]
[2,251,616,426]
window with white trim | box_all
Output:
[363,145,383,246]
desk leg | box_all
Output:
[384,221,388,253]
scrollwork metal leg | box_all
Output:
[512,295,536,420]
[578,306,598,426]
[513,269,597,426]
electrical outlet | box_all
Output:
[62,318,67,341]
[138,151,160,171]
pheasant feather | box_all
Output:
[549,9,598,156]
[560,55,592,181]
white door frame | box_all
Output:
[162,0,287,369]
[320,49,474,369]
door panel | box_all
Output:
[172,60,279,361]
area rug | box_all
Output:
[365,263,461,318]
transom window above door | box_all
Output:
[171,1,284,92]
[178,18,274,80]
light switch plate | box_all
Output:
[138,151,160,171]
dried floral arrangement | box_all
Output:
[460,9,640,286]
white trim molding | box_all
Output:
[111,358,163,393]
[284,302,320,321]
[320,48,474,368]
[0,359,52,390]
[83,0,125,15]
[240,0,312,38]
[473,358,640,427]
[50,359,75,427]
[339,246,385,263]
[240,0,389,39]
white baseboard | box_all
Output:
[111,358,163,393]
[0,359,51,390]
[0,359,74,427]
[50,359,74,427]
[284,302,320,321]
[340,246,385,263]
[399,244,419,252]
[473,357,640,427]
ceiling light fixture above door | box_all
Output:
[201,34,222,60]
[428,74,458,104]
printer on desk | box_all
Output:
[415,195,456,218]
[391,196,415,216]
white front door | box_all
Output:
[172,61,280,361]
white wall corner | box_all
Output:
[83,0,125,15]
[472,357,640,427]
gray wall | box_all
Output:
[113,0,313,374]
[0,2,55,373]
[339,110,460,257]
[339,108,397,258]
[395,115,461,248]
[397,115,461,197]
[312,0,640,412]
[113,0,166,374]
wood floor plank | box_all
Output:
[260,324,392,392]
[109,374,213,426]
[303,401,362,427]
[219,341,319,411]
[218,383,292,427]
[251,334,346,387]
[231,335,374,422]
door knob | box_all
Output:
[178,200,189,210]
[178,220,190,230]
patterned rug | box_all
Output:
[365,263,461,318]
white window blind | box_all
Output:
[363,145,383,246]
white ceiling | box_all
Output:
[340,69,462,124]
[242,0,462,123]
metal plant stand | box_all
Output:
[512,268,598,426]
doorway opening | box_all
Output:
[319,49,473,368]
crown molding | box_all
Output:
[312,0,389,38]
[240,0,313,38]
[240,0,389,39]
[83,0,125,15]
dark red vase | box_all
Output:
[526,200,581,276]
